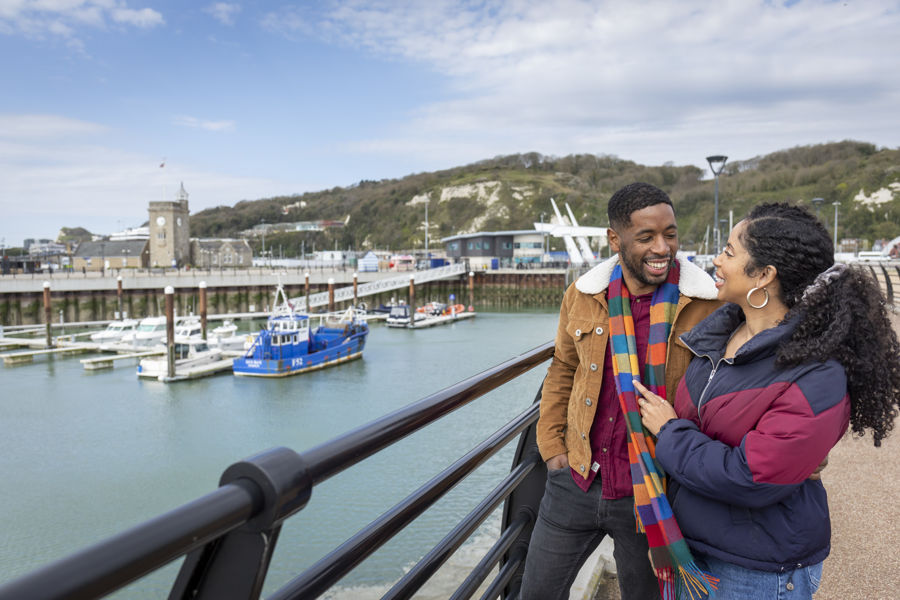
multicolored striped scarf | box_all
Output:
[608,260,718,600]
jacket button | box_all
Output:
[786,583,794,591]
[590,363,598,371]
[574,328,581,337]
[579,465,585,472]
[595,327,603,335]
[585,398,592,406]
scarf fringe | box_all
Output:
[659,562,720,600]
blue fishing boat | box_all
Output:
[232,286,369,377]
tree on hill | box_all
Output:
[57,227,93,243]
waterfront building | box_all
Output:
[441,230,545,269]
[72,239,150,271]
[191,239,253,268]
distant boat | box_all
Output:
[232,286,369,377]
[136,337,223,380]
[387,303,475,329]
[121,316,168,348]
[90,319,139,343]
[385,305,425,328]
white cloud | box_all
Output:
[111,6,163,28]
[205,2,241,26]
[302,0,900,167]
[0,113,107,138]
[173,115,236,133]
[0,0,163,42]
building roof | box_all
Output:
[440,230,541,243]
[73,239,148,257]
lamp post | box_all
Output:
[811,197,824,221]
[540,211,547,263]
[424,197,430,256]
[832,202,841,250]
[706,155,728,253]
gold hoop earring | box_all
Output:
[747,287,769,309]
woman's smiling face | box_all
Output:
[712,220,757,305]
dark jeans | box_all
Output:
[519,468,660,600]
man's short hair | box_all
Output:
[607,183,674,230]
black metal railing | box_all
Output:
[0,341,555,600]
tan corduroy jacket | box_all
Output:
[537,255,721,476]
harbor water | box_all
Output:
[0,311,559,598]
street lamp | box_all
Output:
[706,155,728,253]
[832,202,841,250]
[811,197,824,221]
[540,211,547,262]
[424,197,430,256]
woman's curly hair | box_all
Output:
[741,202,900,446]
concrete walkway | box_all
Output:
[814,310,900,600]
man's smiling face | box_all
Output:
[608,203,679,295]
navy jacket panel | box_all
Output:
[656,303,851,571]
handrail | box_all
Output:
[0,341,555,600]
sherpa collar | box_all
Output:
[574,254,718,300]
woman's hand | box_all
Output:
[633,380,677,436]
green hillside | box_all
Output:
[190,141,900,256]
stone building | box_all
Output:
[148,182,191,268]
[72,240,150,272]
[190,239,253,268]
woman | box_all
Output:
[635,203,900,599]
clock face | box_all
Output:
[156,216,166,226]
[176,217,182,226]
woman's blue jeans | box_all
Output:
[695,553,824,600]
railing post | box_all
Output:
[169,447,312,600]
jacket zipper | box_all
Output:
[696,356,732,425]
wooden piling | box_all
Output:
[43,281,53,348]
[305,272,310,313]
[409,274,416,327]
[165,286,175,379]
[468,271,475,311]
[328,278,335,312]
[199,281,208,340]
[116,276,124,318]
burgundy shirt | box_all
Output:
[571,292,652,498]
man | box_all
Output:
[519,182,720,600]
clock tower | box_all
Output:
[148,182,191,268]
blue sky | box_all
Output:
[1,0,899,247]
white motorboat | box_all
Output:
[385,305,426,328]
[121,316,169,348]
[90,319,139,343]
[137,337,223,379]
[208,320,248,351]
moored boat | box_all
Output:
[232,287,369,377]
[90,319,139,343]
[136,337,223,379]
[385,305,425,328]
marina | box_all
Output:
[0,311,559,599]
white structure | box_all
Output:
[533,199,607,265]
